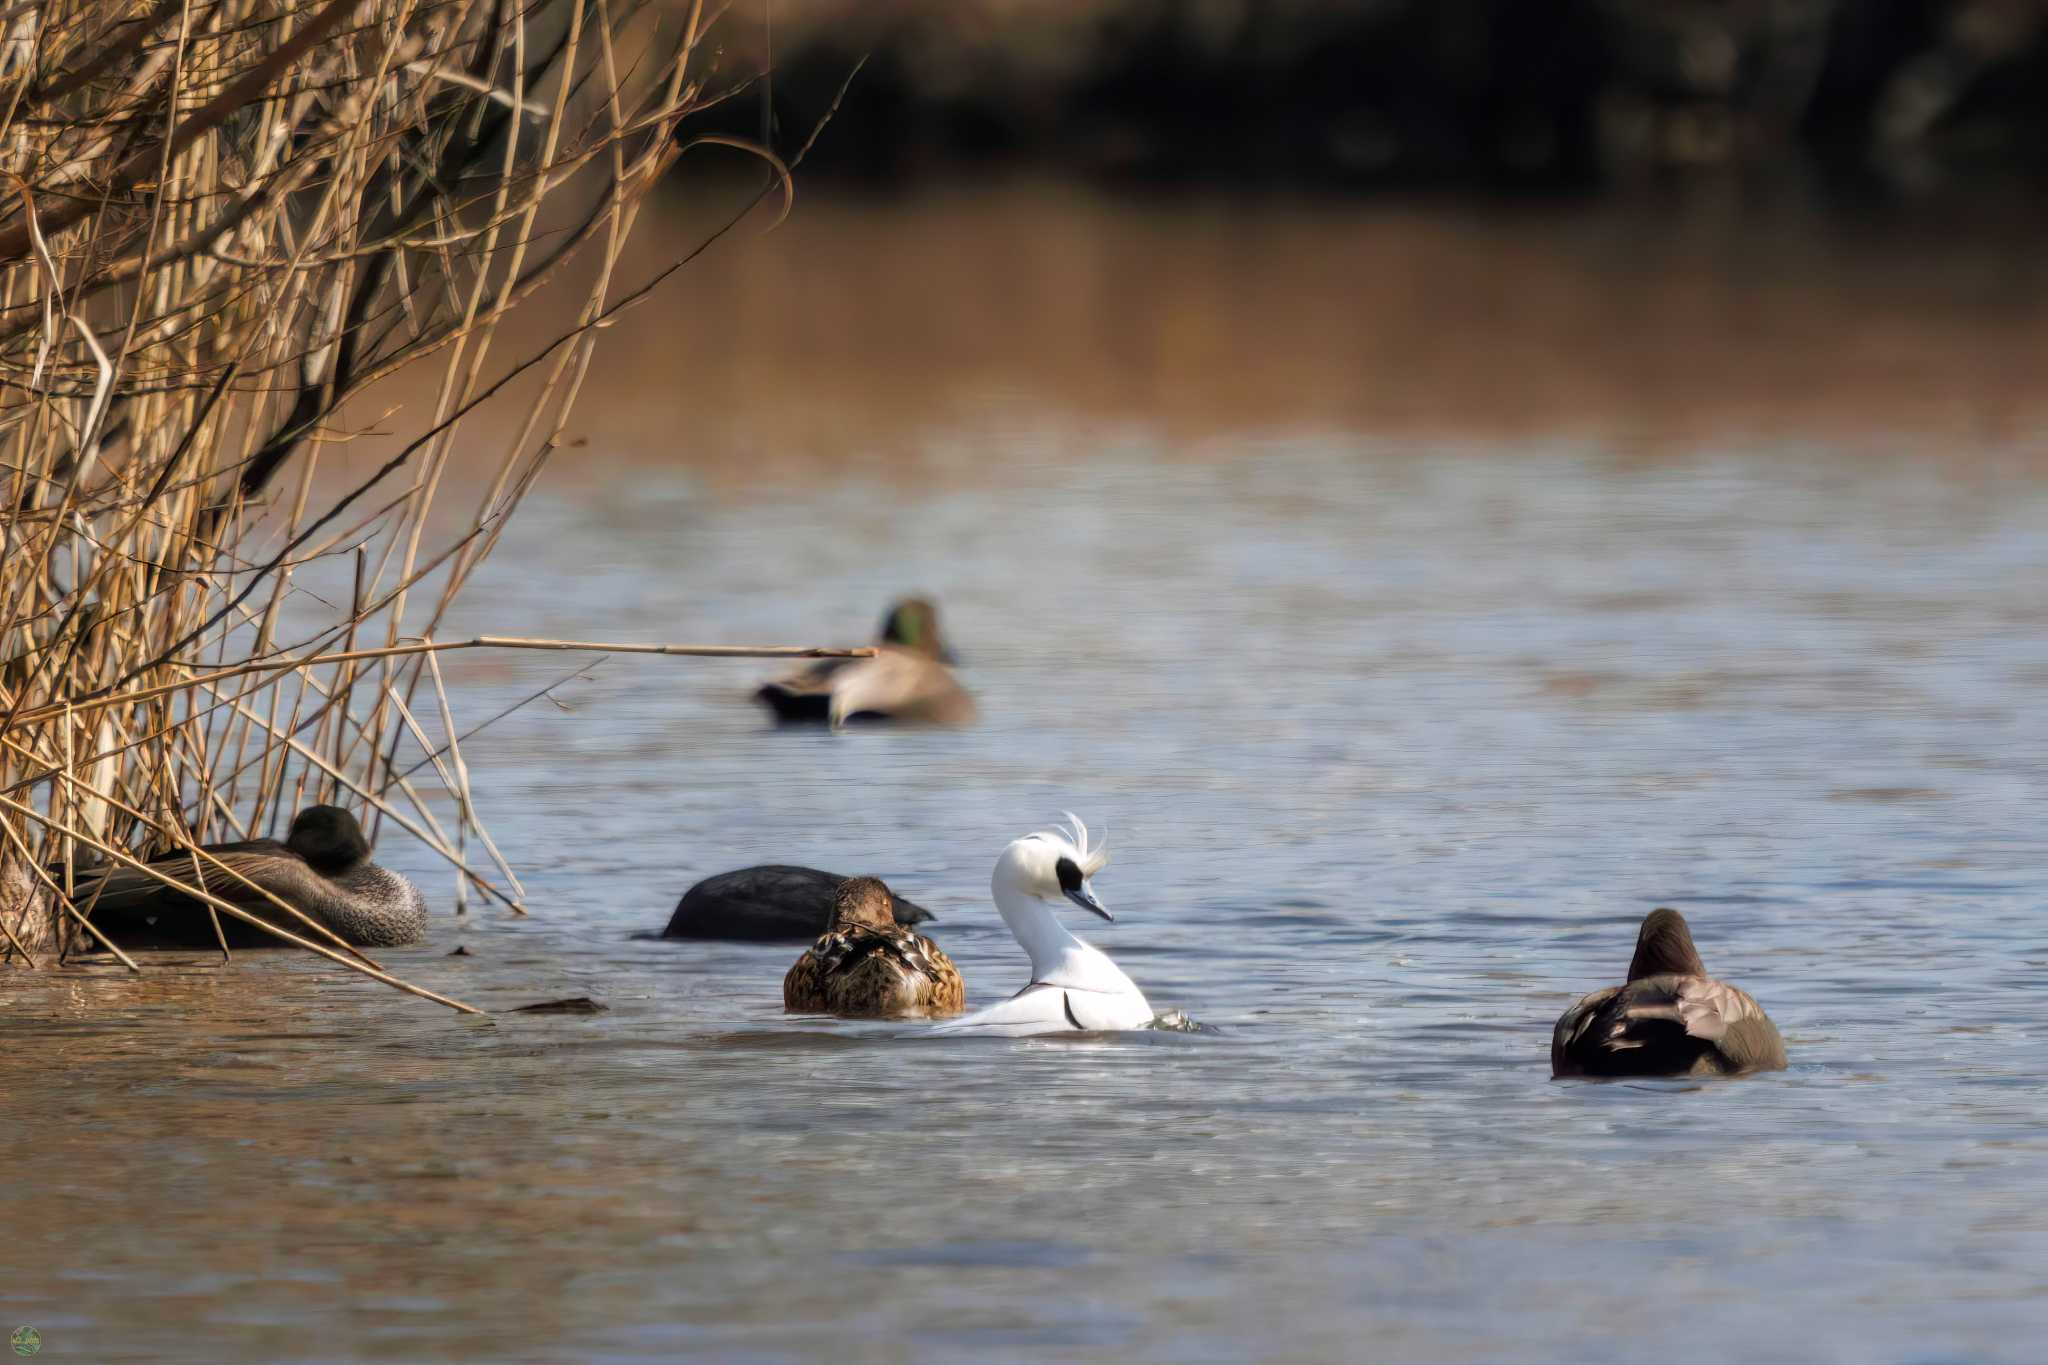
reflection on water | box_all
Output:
[469,185,2048,472]
[323,186,2048,502]
[6,432,2045,1360]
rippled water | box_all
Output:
[5,437,2047,1360]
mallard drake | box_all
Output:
[755,597,975,727]
[783,876,965,1019]
[929,814,1155,1036]
[1551,908,1786,1078]
[68,805,429,948]
[662,864,935,942]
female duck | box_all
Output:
[783,876,965,1019]
[930,815,1154,1036]
[70,805,430,948]
[755,597,974,728]
[1552,908,1786,1078]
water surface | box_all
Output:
[5,213,2048,1363]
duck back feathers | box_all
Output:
[664,865,934,941]
[784,877,965,1019]
[1552,908,1785,1078]
[65,806,428,948]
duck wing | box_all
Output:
[928,980,1147,1036]
[69,841,309,915]
[912,934,966,1015]
[666,866,937,941]
[1552,974,1785,1077]
[68,845,349,949]
[1551,985,1620,1074]
[1552,980,1696,1076]
[826,930,965,1018]
[667,865,842,941]
[927,983,1078,1036]
[1667,975,1786,1073]
[861,930,959,991]
[783,941,835,1011]
[825,650,975,727]
[755,658,853,722]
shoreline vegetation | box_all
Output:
[0,0,850,1007]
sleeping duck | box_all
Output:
[67,805,429,948]
[755,597,974,727]
[663,864,935,942]
[783,876,965,1019]
[1552,908,1786,1078]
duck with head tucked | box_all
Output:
[784,876,965,1019]
[663,864,935,942]
[755,597,974,728]
[1552,908,1786,1078]
[929,814,1155,1036]
[68,804,430,948]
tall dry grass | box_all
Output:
[0,0,842,1007]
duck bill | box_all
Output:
[1064,882,1112,922]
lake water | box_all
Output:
[3,193,2047,1362]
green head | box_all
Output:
[879,597,957,663]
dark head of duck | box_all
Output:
[287,805,372,874]
[880,598,958,665]
[830,876,898,933]
[1627,907,1706,981]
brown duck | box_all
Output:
[1552,908,1786,1078]
[755,598,974,728]
[783,876,966,1019]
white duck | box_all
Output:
[930,814,1155,1036]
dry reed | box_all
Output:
[0,0,835,1007]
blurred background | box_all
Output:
[721,0,2048,198]
[544,0,2048,476]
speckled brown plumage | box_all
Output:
[1552,908,1786,1078]
[783,876,966,1019]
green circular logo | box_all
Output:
[8,1327,38,1357]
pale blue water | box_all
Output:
[3,437,2045,1361]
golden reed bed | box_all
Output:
[0,0,847,1006]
